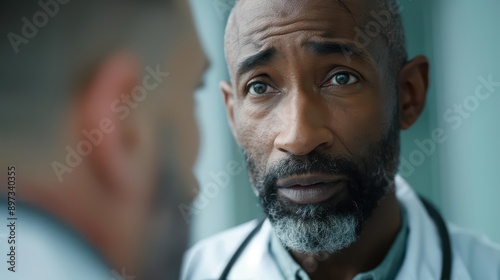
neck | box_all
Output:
[291,186,401,280]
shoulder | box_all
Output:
[0,199,112,280]
[181,219,260,280]
[394,176,500,279]
[448,224,500,278]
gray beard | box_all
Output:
[270,210,358,254]
[249,145,396,254]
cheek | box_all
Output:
[328,93,391,155]
[234,103,277,168]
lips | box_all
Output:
[276,174,345,204]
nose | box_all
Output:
[274,90,334,156]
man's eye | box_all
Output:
[330,72,359,85]
[248,82,275,95]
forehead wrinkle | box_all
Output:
[225,0,389,82]
[244,17,336,42]
[303,40,376,67]
[231,0,358,45]
[237,16,358,65]
[238,29,378,72]
[236,47,277,79]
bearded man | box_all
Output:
[182,0,500,279]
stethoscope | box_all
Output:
[218,196,452,280]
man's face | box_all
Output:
[224,0,401,254]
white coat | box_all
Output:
[182,175,500,280]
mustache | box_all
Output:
[252,152,366,219]
[252,152,361,190]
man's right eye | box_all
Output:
[247,82,276,95]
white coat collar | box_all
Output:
[394,175,471,280]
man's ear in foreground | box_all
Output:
[79,51,154,203]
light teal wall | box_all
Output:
[188,0,500,244]
[398,0,441,205]
[387,0,500,243]
[432,0,500,243]
[188,0,259,244]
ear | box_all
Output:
[220,80,239,142]
[397,55,429,130]
[79,51,145,200]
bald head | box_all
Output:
[224,0,407,83]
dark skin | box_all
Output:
[221,0,429,279]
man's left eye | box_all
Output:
[330,72,359,85]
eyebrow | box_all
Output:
[236,47,277,78]
[304,41,373,64]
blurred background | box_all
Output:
[1,0,206,278]
[189,0,500,245]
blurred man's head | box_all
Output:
[1,0,206,278]
[221,0,428,254]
